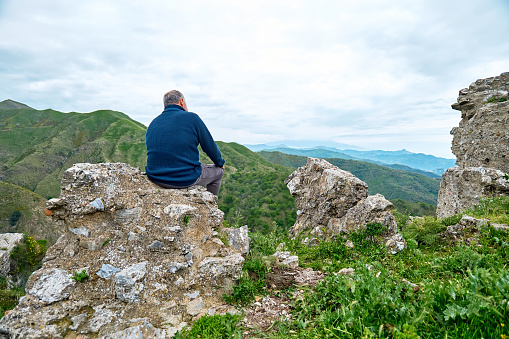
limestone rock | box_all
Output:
[0,163,244,338]
[224,225,250,254]
[273,251,299,267]
[450,72,509,173]
[437,72,509,217]
[286,158,405,253]
[285,157,368,237]
[437,166,509,218]
[441,215,507,244]
[328,194,397,235]
[0,233,23,277]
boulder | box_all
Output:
[285,157,368,238]
[437,72,509,217]
[437,166,509,218]
[286,158,405,253]
[0,163,244,338]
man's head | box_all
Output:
[163,90,188,111]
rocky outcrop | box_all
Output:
[0,233,23,277]
[437,72,509,218]
[285,157,406,253]
[0,163,245,338]
[437,167,509,217]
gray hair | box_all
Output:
[163,90,185,106]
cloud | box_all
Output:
[0,0,508,158]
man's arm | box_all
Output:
[195,115,225,167]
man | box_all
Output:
[145,90,225,196]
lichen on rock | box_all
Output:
[0,162,245,338]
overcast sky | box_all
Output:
[1,0,508,158]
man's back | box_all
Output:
[145,104,224,187]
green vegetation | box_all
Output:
[175,313,243,338]
[70,269,89,282]
[484,96,508,104]
[9,234,47,283]
[220,197,509,338]
[0,234,47,318]
[0,286,24,320]
[391,199,436,216]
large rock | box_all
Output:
[0,163,245,338]
[285,157,368,238]
[450,72,509,173]
[436,166,509,218]
[286,158,405,252]
[437,72,509,217]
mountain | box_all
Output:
[244,140,369,152]
[0,102,147,198]
[247,143,455,175]
[0,99,32,110]
[255,147,440,178]
[335,148,455,175]
[258,151,440,205]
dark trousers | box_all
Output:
[150,164,224,196]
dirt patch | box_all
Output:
[242,294,292,335]
[241,266,327,337]
[265,266,297,290]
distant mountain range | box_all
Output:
[244,143,456,176]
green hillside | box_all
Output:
[0,104,147,198]
[0,181,60,245]
[259,151,440,205]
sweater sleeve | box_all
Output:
[195,115,225,167]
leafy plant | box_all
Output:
[71,269,89,282]
[183,215,190,226]
[403,215,447,246]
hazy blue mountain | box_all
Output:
[246,143,455,175]
[244,140,369,152]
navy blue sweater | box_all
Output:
[145,105,225,186]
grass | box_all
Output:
[174,313,243,339]
[216,196,509,338]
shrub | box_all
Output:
[403,216,447,246]
[9,234,46,285]
[9,210,22,226]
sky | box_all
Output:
[1,1,508,158]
